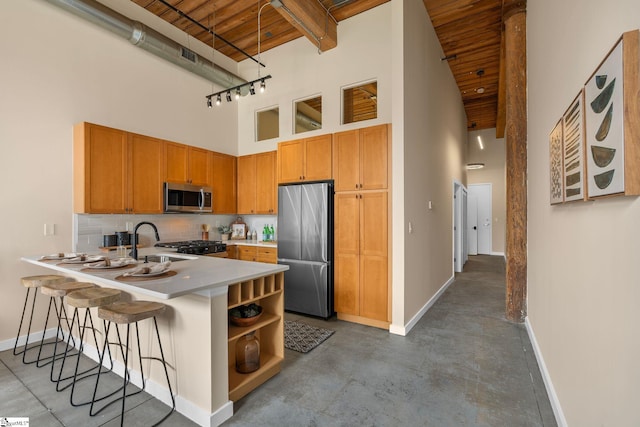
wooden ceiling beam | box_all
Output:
[273,0,337,51]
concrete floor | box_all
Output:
[1,255,556,426]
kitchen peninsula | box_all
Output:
[22,250,288,427]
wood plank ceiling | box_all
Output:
[133,0,504,131]
[422,0,504,131]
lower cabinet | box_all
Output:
[227,272,284,401]
[334,191,389,328]
[235,245,278,263]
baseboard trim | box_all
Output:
[0,328,59,352]
[389,274,455,336]
[524,317,567,427]
[490,251,505,257]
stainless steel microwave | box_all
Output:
[164,182,213,213]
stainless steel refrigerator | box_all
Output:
[277,182,333,318]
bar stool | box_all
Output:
[61,287,122,406]
[40,281,98,383]
[14,274,73,366]
[91,301,175,426]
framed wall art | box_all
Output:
[231,217,247,240]
[562,91,586,202]
[549,119,564,204]
[584,30,640,198]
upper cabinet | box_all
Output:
[211,152,237,214]
[128,133,166,213]
[256,151,277,214]
[165,142,211,187]
[238,151,277,214]
[333,124,390,192]
[278,134,332,183]
[73,122,164,214]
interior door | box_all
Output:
[467,193,478,255]
[462,188,468,264]
[454,183,463,273]
[469,183,492,255]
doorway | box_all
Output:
[453,181,468,273]
[468,183,492,255]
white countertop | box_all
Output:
[22,248,288,300]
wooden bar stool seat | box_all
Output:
[91,301,175,426]
[59,288,122,405]
[41,281,97,383]
[14,274,73,366]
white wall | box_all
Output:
[467,128,506,255]
[528,0,640,425]
[398,0,467,330]
[235,3,393,154]
[0,0,238,343]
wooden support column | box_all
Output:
[504,2,527,322]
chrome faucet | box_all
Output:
[130,221,160,260]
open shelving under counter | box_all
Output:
[227,272,284,401]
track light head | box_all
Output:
[235,87,241,100]
[216,94,221,106]
[226,91,232,102]
[207,97,212,108]
[260,79,266,93]
[249,83,256,95]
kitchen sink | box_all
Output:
[142,254,196,263]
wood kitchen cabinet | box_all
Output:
[165,142,211,187]
[333,124,390,192]
[211,152,237,213]
[73,122,164,214]
[334,191,389,327]
[277,134,332,183]
[237,151,277,214]
[235,245,277,263]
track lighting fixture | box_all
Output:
[204,75,272,108]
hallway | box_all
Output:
[225,255,557,426]
[0,255,556,426]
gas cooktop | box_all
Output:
[155,240,226,255]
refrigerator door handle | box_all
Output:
[278,258,330,266]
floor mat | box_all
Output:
[284,320,334,353]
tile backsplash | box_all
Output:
[74,214,277,253]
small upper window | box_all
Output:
[343,81,377,124]
[294,96,322,134]
[256,106,279,141]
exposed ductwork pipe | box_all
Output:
[44,0,247,89]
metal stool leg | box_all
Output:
[90,301,176,426]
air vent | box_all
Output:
[180,47,197,63]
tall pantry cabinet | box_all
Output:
[333,124,391,329]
